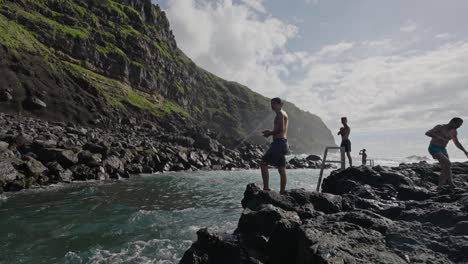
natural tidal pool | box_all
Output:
[0,169,325,264]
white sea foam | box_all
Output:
[80,239,192,264]
[173,207,195,213]
[64,251,83,264]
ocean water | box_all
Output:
[0,169,325,264]
[0,155,454,264]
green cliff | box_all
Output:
[0,0,335,153]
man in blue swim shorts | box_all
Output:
[261,97,289,194]
[425,117,468,189]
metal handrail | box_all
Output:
[316,146,346,192]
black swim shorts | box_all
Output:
[262,138,289,167]
[341,139,351,152]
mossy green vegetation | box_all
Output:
[144,36,175,61]
[175,83,186,94]
[96,42,128,60]
[162,100,190,117]
[66,62,189,118]
[123,90,159,113]
[0,14,47,53]
[10,5,90,39]
[119,25,142,37]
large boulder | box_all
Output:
[69,164,97,181]
[0,89,13,102]
[0,141,9,150]
[0,159,18,187]
[46,161,72,183]
[18,156,48,178]
[23,96,47,109]
[238,204,300,237]
[179,229,245,264]
[83,142,108,155]
[36,148,78,169]
[194,135,220,153]
[78,150,102,167]
[102,155,124,178]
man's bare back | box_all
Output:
[273,110,288,139]
[427,125,453,148]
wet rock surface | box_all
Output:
[0,113,322,193]
[180,162,468,264]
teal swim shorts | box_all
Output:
[428,144,449,158]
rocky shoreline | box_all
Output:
[0,113,326,193]
[180,162,468,264]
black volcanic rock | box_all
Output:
[23,96,47,110]
[181,162,468,264]
[0,159,18,190]
[0,112,325,192]
[36,148,78,169]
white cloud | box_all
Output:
[162,0,468,158]
[435,33,452,40]
[288,41,468,134]
[164,0,297,96]
[400,20,418,33]
[316,42,354,58]
[240,0,266,13]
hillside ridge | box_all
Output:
[0,0,335,153]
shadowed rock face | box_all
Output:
[0,0,334,153]
[180,162,468,264]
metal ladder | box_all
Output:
[316,146,346,192]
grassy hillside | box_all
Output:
[0,0,335,153]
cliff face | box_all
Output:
[0,0,334,153]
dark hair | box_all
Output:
[341,117,347,121]
[271,97,282,104]
[450,117,463,124]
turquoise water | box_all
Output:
[0,169,324,264]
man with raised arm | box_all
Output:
[338,117,352,167]
[260,97,289,194]
[359,149,368,165]
[426,117,468,189]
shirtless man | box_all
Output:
[261,97,289,194]
[425,117,468,188]
[338,117,352,167]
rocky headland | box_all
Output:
[180,162,468,264]
[0,113,328,193]
[0,0,335,155]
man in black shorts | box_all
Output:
[338,117,352,167]
[261,97,289,194]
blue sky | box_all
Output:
[156,0,468,159]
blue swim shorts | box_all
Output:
[428,144,449,158]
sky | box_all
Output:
[155,0,468,159]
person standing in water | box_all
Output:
[425,117,468,189]
[260,97,289,194]
[338,117,352,167]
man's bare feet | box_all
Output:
[280,190,287,195]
